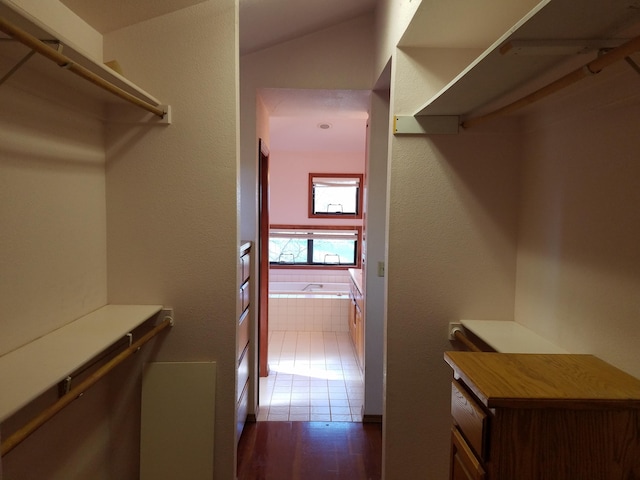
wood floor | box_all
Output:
[237,421,383,480]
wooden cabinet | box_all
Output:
[348,275,364,370]
[237,242,251,443]
[444,352,640,480]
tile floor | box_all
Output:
[257,330,364,422]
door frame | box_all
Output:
[258,139,270,377]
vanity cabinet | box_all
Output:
[236,241,251,443]
[444,352,640,480]
[348,273,364,370]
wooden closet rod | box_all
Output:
[0,15,166,118]
[461,33,640,129]
[0,317,173,457]
[452,328,483,353]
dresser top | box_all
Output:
[444,352,640,409]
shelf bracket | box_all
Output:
[0,39,60,86]
[393,115,459,135]
[57,376,72,398]
[624,56,640,75]
[0,48,34,85]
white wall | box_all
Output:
[363,86,390,418]
[384,46,521,478]
[0,50,110,480]
[515,59,640,378]
[240,14,375,239]
[0,81,107,359]
[103,2,238,479]
[0,1,238,479]
[373,0,421,80]
[269,151,365,225]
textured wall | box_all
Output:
[515,59,640,378]
[384,47,521,479]
[103,1,238,478]
[0,80,107,359]
[269,151,365,225]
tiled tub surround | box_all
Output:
[268,294,350,332]
[258,331,364,422]
[269,271,351,332]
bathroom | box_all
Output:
[256,88,371,422]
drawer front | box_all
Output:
[237,344,250,403]
[240,252,251,284]
[240,281,250,314]
[236,379,249,444]
[237,308,250,360]
[451,427,485,480]
[451,379,488,459]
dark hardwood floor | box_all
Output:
[237,421,382,480]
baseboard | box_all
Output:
[362,414,382,424]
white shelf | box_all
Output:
[460,319,567,354]
[412,0,640,117]
[0,0,167,116]
[0,304,163,422]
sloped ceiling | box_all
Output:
[60,0,377,55]
[59,0,378,152]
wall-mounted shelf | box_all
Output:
[459,319,567,354]
[0,0,170,122]
[0,304,166,423]
[402,0,640,129]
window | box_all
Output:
[309,173,363,219]
[269,225,362,268]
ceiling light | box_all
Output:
[318,123,332,130]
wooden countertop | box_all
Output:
[444,352,640,409]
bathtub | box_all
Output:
[268,282,350,332]
[269,282,349,296]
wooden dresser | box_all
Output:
[444,352,640,480]
[237,241,251,443]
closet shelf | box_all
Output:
[459,319,567,354]
[407,0,640,121]
[0,0,170,122]
[0,304,167,423]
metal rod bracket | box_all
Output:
[57,376,72,398]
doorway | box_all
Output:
[255,88,370,422]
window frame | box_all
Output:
[269,224,362,269]
[308,173,364,219]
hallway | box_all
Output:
[258,331,364,422]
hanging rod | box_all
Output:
[0,15,166,118]
[450,326,483,353]
[0,316,173,457]
[461,33,640,129]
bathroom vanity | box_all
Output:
[445,351,640,479]
[348,269,364,371]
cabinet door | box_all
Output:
[355,303,364,368]
[348,293,356,343]
[450,427,485,480]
